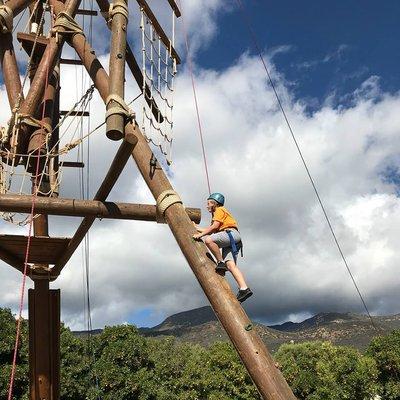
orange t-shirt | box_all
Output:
[212,206,238,231]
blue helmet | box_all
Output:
[207,192,225,206]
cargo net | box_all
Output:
[0,85,95,225]
[140,7,177,165]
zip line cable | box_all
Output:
[235,0,377,330]
[176,0,212,195]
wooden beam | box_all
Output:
[59,110,89,117]
[70,31,296,399]
[60,58,83,65]
[166,0,181,17]
[59,161,85,168]
[136,0,181,64]
[0,245,27,274]
[106,0,129,140]
[76,8,97,15]
[94,0,164,122]
[0,194,201,223]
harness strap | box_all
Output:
[226,230,242,264]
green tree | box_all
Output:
[87,325,154,400]
[367,330,400,399]
[0,308,29,400]
[275,341,379,400]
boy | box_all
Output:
[193,192,253,303]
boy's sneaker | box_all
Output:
[215,261,228,273]
[237,288,253,303]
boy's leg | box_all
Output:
[226,260,248,289]
[204,236,224,263]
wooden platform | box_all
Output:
[0,235,70,265]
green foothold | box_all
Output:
[245,324,253,331]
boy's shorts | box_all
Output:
[204,229,242,262]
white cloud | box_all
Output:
[1,2,400,330]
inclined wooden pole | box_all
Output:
[106,0,128,140]
[0,194,201,222]
[0,0,32,126]
[70,34,296,399]
[11,0,82,160]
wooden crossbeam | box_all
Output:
[76,9,97,15]
[0,194,201,222]
[60,58,83,65]
[17,32,48,58]
[59,161,85,168]
[59,110,89,117]
[0,235,70,265]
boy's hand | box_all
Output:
[192,233,202,240]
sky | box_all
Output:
[1,0,400,330]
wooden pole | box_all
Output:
[106,0,128,140]
[69,34,296,400]
[11,0,82,160]
[0,194,201,222]
[29,283,60,400]
[95,0,163,123]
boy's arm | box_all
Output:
[193,221,221,239]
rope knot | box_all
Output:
[51,11,84,42]
[156,189,182,223]
[106,94,135,122]
[0,5,13,34]
[108,0,128,26]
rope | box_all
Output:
[51,11,84,42]
[108,0,128,25]
[0,5,13,33]
[105,94,135,121]
[156,189,182,222]
[235,0,377,331]
[176,0,211,195]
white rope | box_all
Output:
[156,189,182,222]
[140,7,177,165]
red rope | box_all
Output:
[176,0,212,195]
[7,37,52,400]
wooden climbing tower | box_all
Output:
[0,0,296,398]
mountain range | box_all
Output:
[137,306,400,351]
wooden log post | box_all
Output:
[69,33,296,399]
[106,0,128,140]
[29,282,60,400]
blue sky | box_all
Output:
[199,1,400,108]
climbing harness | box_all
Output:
[225,229,243,264]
